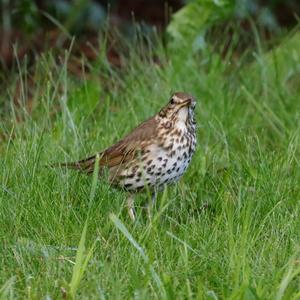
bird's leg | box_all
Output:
[151,189,157,207]
[126,194,136,221]
[146,188,157,220]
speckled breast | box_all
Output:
[118,123,196,192]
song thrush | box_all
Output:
[56,92,197,219]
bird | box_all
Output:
[55,92,197,220]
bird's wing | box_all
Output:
[57,116,158,174]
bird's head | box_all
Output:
[159,92,196,122]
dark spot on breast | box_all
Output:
[132,166,138,173]
[176,167,180,172]
[147,160,153,166]
[137,172,142,177]
[174,129,181,136]
[165,144,173,151]
[156,172,161,176]
[136,178,141,182]
[167,169,172,174]
[124,183,132,189]
[183,152,187,159]
[127,173,135,179]
[170,150,176,157]
[158,157,162,161]
[173,162,177,167]
[158,167,162,171]
[135,185,145,191]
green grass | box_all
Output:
[1,29,300,299]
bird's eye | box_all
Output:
[170,98,175,105]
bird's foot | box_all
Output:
[126,194,136,221]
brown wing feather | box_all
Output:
[56,116,158,174]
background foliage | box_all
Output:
[0,0,300,299]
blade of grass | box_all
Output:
[69,221,97,299]
[110,213,166,298]
[69,155,100,299]
[275,256,300,300]
[0,276,15,300]
[241,85,285,138]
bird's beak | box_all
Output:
[179,98,195,108]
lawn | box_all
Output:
[1,27,300,299]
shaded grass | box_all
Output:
[1,28,300,299]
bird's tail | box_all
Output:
[49,155,98,174]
